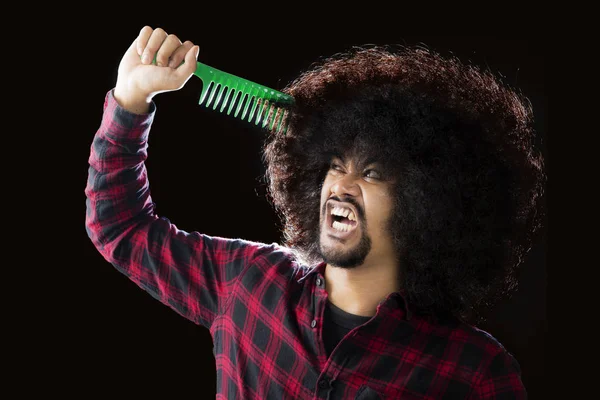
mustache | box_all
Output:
[323,196,366,222]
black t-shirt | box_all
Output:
[323,300,372,358]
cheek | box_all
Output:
[320,181,329,200]
[319,181,331,218]
[367,192,395,229]
[320,176,335,202]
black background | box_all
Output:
[40,17,549,399]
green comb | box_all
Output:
[193,62,294,135]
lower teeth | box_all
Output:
[332,221,354,232]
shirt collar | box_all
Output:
[301,262,414,320]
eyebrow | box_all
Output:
[363,157,381,168]
[332,154,381,169]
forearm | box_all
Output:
[85,89,155,256]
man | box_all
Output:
[86,26,545,399]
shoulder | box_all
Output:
[449,321,521,371]
[450,323,526,398]
[423,318,524,380]
[228,239,311,279]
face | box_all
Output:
[318,155,397,269]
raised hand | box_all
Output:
[114,26,200,114]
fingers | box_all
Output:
[136,26,196,71]
[168,40,195,68]
[139,27,168,65]
[136,26,153,57]
[155,34,184,67]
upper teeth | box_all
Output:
[331,206,357,221]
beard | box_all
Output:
[317,196,372,268]
[317,230,372,269]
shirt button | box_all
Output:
[318,378,329,388]
[316,277,323,287]
[311,319,317,328]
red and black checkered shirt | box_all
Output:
[85,89,527,399]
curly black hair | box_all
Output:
[261,45,546,324]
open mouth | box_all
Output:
[326,201,360,235]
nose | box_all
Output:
[330,174,361,198]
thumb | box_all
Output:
[175,45,199,80]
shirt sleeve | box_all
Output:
[471,349,528,399]
[85,89,275,329]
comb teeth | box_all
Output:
[194,62,293,135]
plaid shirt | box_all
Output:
[85,89,527,399]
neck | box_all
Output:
[324,259,400,317]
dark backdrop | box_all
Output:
[53,20,547,399]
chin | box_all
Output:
[318,234,372,269]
